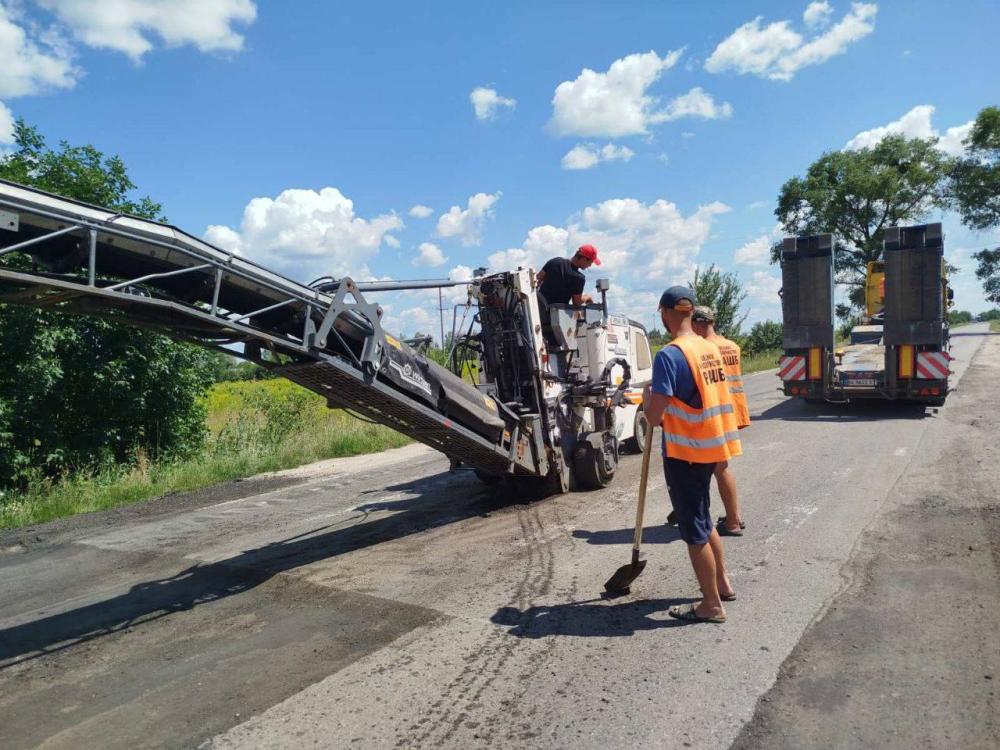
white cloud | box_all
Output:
[549,49,684,137]
[470,86,516,121]
[561,142,635,170]
[657,87,733,122]
[0,101,14,144]
[681,131,695,139]
[36,0,257,61]
[734,236,773,266]
[803,1,833,27]
[845,104,974,156]
[435,191,500,246]
[746,270,783,302]
[0,4,78,98]
[203,186,403,282]
[705,2,877,81]
[408,204,433,218]
[413,241,446,268]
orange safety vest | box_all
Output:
[706,332,750,429]
[660,335,742,463]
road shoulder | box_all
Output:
[731,332,1000,749]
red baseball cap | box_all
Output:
[577,244,601,265]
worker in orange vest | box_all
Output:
[692,305,749,537]
[643,287,742,623]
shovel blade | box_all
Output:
[603,558,647,596]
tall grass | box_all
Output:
[0,379,410,530]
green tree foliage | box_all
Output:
[0,122,215,487]
[774,135,953,308]
[689,264,748,339]
[977,308,1000,322]
[743,320,783,356]
[947,309,973,325]
[973,247,1000,305]
[951,106,1000,231]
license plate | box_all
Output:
[841,376,876,387]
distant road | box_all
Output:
[0,323,994,750]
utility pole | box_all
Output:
[438,287,445,348]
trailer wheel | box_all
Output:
[574,438,617,489]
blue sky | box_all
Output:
[2,0,998,336]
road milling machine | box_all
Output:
[0,179,653,493]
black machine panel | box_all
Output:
[780,233,835,350]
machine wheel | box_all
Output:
[623,409,648,454]
[574,437,617,490]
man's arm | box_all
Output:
[643,387,668,425]
[570,292,594,305]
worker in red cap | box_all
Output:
[536,244,600,306]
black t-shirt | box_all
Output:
[538,257,585,305]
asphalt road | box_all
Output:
[0,323,995,749]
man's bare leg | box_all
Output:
[687,531,727,618]
[714,460,742,532]
[707,526,735,598]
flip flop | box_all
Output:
[667,510,678,525]
[718,516,747,530]
[716,524,743,537]
[668,603,726,623]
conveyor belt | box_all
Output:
[0,178,533,477]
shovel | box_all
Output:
[604,416,654,596]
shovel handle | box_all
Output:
[632,416,655,553]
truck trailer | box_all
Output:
[778,224,952,406]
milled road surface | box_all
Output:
[1,324,997,749]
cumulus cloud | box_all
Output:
[0,4,78,98]
[803,1,833,27]
[470,86,516,121]
[549,49,684,137]
[435,192,500,246]
[413,241,446,268]
[561,142,635,170]
[658,87,733,122]
[845,105,975,157]
[0,101,14,144]
[746,270,783,303]
[705,2,877,81]
[36,0,257,61]
[487,198,729,286]
[203,187,403,281]
[734,236,773,266]
[408,204,433,218]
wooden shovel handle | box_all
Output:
[633,415,655,553]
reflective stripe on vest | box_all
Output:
[660,335,742,463]
[664,402,734,423]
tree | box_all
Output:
[743,320,783,356]
[951,106,1000,230]
[689,265,747,339]
[948,310,973,326]
[774,135,953,308]
[973,247,1000,305]
[0,122,215,487]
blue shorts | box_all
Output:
[662,457,716,545]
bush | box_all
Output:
[948,310,974,325]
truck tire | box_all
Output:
[574,439,617,490]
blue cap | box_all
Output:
[659,286,696,311]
